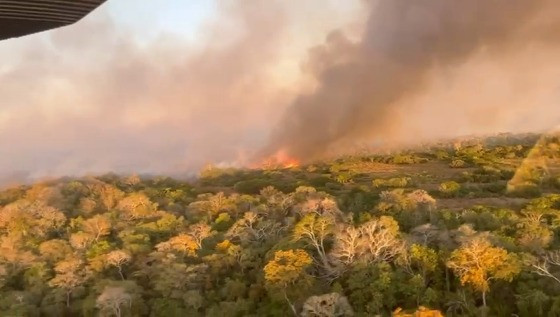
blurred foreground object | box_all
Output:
[0,0,106,40]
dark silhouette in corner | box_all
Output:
[0,0,106,40]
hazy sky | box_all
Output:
[105,1,215,42]
[0,1,559,184]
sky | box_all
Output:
[0,0,559,185]
[105,1,215,42]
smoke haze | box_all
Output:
[1,0,560,183]
[265,0,560,160]
[0,0,361,183]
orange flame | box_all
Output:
[252,150,300,169]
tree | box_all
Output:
[184,289,204,312]
[82,214,112,242]
[264,249,313,315]
[528,250,560,285]
[301,293,354,317]
[142,255,207,300]
[227,211,284,244]
[96,286,132,317]
[106,250,132,280]
[0,235,36,271]
[400,244,439,292]
[39,239,73,263]
[407,190,437,212]
[78,197,98,214]
[155,234,199,258]
[138,212,183,239]
[90,182,125,211]
[187,223,213,249]
[25,184,64,208]
[330,216,403,274]
[329,225,361,266]
[260,186,295,218]
[49,258,89,307]
[117,193,158,221]
[295,197,343,218]
[264,249,313,288]
[69,231,94,250]
[409,244,438,280]
[118,229,151,254]
[188,192,235,220]
[345,262,396,315]
[358,217,403,263]
[377,189,413,214]
[0,200,66,238]
[376,190,436,230]
[410,224,440,246]
[516,209,553,252]
[516,289,550,317]
[294,214,334,270]
[393,306,444,317]
[123,174,141,186]
[447,238,520,309]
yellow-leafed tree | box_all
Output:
[393,306,444,317]
[447,238,520,309]
[264,249,313,315]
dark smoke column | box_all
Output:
[0,0,106,41]
[263,0,559,162]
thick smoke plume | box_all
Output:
[264,0,560,161]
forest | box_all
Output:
[0,132,559,316]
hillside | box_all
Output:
[1,133,560,316]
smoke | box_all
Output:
[264,0,560,161]
[0,0,360,183]
[1,0,560,184]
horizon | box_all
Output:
[0,130,550,189]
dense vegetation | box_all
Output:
[1,132,559,316]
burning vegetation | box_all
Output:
[254,150,300,170]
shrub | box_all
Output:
[372,177,411,188]
[506,183,541,198]
[463,166,505,183]
[325,182,343,191]
[435,150,450,160]
[481,182,506,194]
[439,181,461,198]
[392,155,417,164]
[449,159,466,168]
[335,172,354,184]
